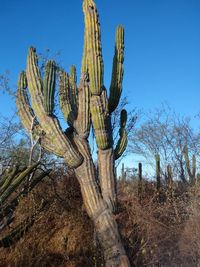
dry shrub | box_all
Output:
[117,180,198,267]
[0,169,103,267]
[1,173,200,267]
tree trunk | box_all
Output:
[74,138,130,267]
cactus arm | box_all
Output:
[27,47,44,117]
[90,91,112,150]
[16,71,40,136]
[114,130,127,160]
[26,47,83,168]
[81,26,88,74]
[83,0,104,96]
[114,109,128,160]
[59,70,75,126]
[16,71,64,156]
[43,60,56,115]
[69,65,78,115]
[0,163,39,205]
[109,26,125,113]
[0,166,19,195]
[74,73,91,138]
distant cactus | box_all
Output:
[166,164,173,199]
[121,163,126,181]
[138,163,143,202]
[155,154,161,191]
[183,146,196,185]
[16,0,130,265]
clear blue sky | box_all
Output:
[0,0,200,119]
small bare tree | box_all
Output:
[130,105,200,182]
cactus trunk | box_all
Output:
[74,139,130,267]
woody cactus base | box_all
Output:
[16,0,130,266]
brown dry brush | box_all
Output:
[0,169,200,267]
[0,170,100,267]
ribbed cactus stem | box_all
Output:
[183,146,196,184]
[0,163,39,205]
[74,73,91,138]
[120,109,127,128]
[81,28,88,74]
[83,0,104,95]
[59,70,75,125]
[27,48,83,168]
[43,60,56,115]
[109,26,125,113]
[16,71,38,134]
[114,109,128,160]
[90,91,112,150]
[69,65,78,115]
[0,166,19,195]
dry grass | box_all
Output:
[0,172,200,267]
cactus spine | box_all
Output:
[16,0,130,265]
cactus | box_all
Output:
[155,154,161,192]
[183,146,196,185]
[0,162,39,205]
[166,164,173,199]
[138,162,143,201]
[16,0,130,266]
[121,163,126,181]
[0,168,50,224]
[43,60,56,115]
[114,109,128,160]
[109,26,125,113]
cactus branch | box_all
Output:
[114,109,128,160]
[69,65,78,115]
[83,0,104,95]
[74,73,91,138]
[109,26,125,113]
[43,60,56,115]
[59,70,75,126]
[26,47,83,168]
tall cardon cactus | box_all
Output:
[16,0,130,266]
